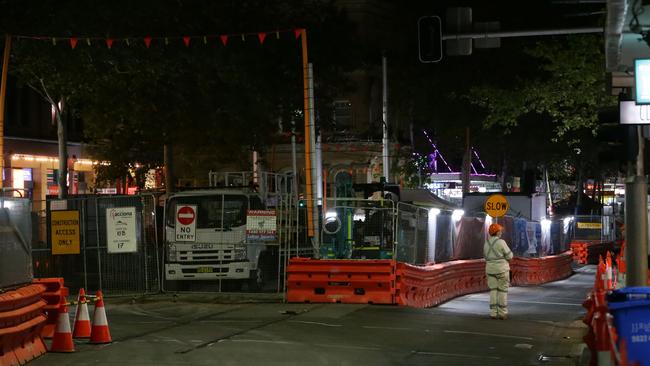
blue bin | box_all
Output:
[607,287,650,366]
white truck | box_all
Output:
[163,172,294,291]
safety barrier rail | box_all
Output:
[396,259,486,308]
[287,251,574,307]
[571,241,617,265]
[0,284,48,366]
[511,251,574,286]
[32,278,68,339]
[286,258,396,304]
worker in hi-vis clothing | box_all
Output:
[484,223,514,319]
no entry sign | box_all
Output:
[177,206,196,225]
[176,205,197,242]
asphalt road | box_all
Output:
[33,266,594,366]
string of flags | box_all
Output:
[13,28,305,50]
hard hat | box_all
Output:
[488,223,503,236]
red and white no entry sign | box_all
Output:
[177,206,196,226]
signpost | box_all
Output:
[106,207,137,253]
[484,194,509,218]
[175,205,197,242]
[51,210,80,255]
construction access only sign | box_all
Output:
[106,207,138,253]
[246,210,277,242]
[51,210,80,255]
[176,205,197,242]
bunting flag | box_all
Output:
[12,28,306,50]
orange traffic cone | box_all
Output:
[596,256,606,292]
[50,300,75,352]
[90,290,112,344]
[73,288,91,338]
[605,252,613,291]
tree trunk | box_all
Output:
[55,99,68,199]
[164,143,174,194]
[500,152,508,192]
[574,161,583,215]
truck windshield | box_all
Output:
[166,195,248,229]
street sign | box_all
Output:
[246,210,277,242]
[635,59,650,104]
[106,207,137,253]
[176,205,197,242]
[484,194,509,217]
[51,210,80,255]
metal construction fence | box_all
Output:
[0,197,34,289]
[31,194,161,296]
[292,200,615,268]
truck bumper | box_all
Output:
[165,262,251,280]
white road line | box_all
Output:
[315,343,381,351]
[443,330,534,341]
[362,326,413,331]
[288,320,343,327]
[508,300,582,306]
[199,319,262,323]
[231,339,296,345]
[413,351,501,360]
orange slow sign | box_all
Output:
[484,194,509,218]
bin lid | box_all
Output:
[608,299,650,311]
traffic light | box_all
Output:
[418,16,442,63]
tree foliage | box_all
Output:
[1,0,360,185]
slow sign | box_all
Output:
[176,205,197,242]
[484,194,509,218]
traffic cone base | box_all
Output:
[50,302,75,353]
[90,290,112,344]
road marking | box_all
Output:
[231,339,296,345]
[199,319,262,323]
[515,343,534,349]
[362,326,413,331]
[288,320,343,327]
[412,351,501,360]
[315,343,381,351]
[444,330,534,341]
[508,300,582,306]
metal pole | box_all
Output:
[300,29,315,241]
[308,63,320,252]
[442,27,603,40]
[316,134,323,202]
[95,197,102,290]
[0,36,10,189]
[382,54,389,181]
[625,176,648,287]
[291,121,298,203]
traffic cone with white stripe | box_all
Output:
[50,299,75,352]
[72,288,91,338]
[605,251,613,291]
[90,290,112,344]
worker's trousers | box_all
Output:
[487,271,509,318]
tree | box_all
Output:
[1,0,361,189]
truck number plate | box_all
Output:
[197,267,213,273]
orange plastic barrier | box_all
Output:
[396,259,487,308]
[0,284,48,366]
[32,278,68,338]
[511,251,574,286]
[286,258,397,304]
[571,241,616,265]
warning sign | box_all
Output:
[577,222,602,230]
[246,210,277,242]
[176,205,197,242]
[106,207,138,253]
[51,210,80,255]
[484,194,509,218]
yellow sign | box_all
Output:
[51,210,80,255]
[484,194,509,218]
[577,222,602,230]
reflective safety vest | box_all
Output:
[484,237,514,275]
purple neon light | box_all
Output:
[422,130,453,172]
[472,147,487,171]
